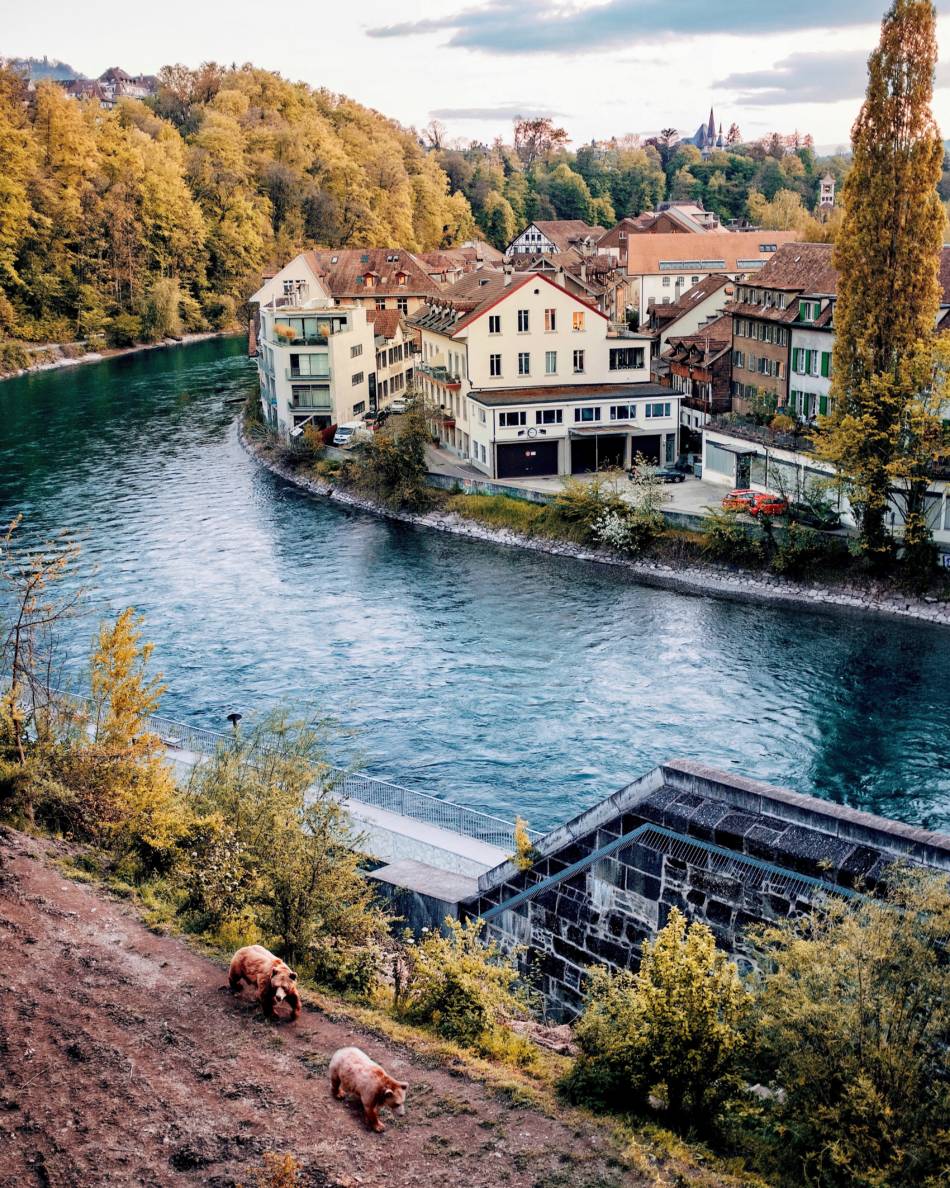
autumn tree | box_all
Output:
[513,116,569,167]
[815,0,946,565]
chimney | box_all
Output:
[503,265,513,286]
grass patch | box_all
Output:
[446,493,590,544]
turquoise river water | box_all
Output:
[1,336,948,831]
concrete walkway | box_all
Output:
[164,743,507,879]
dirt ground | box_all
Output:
[0,830,643,1188]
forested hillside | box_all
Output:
[0,63,475,362]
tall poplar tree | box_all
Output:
[816,0,945,563]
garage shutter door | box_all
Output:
[496,440,559,479]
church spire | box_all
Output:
[707,107,716,140]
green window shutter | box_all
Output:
[819,394,829,416]
[792,347,800,372]
[821,351,831,378]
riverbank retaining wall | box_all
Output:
[465,761,950,1019]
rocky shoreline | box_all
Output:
[3,330,239,380]
[241,426,950,630]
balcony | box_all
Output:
[272,331,329,347]
[286,368,330,381]
[419,362,461,387]
[290,397,332,412]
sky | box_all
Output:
[7,0,950,152]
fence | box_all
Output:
[60,698,536,851]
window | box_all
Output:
[535,408,563,425]
[645,402,672,418]
[489,354,502,377]
[352,401,365,415]
[282,279,295,295]
[544,308,556,331]
[545,350,557,374]
[733,349,745,369]
[352,371,364,385]
[517,309,529,332]
[573,349,585,373]
[397,297,408,314]
[488,314,501,334]
[572,311,585,331]
[375,298,386,310]
[479,408,487,424]
[574,407,601,422]
[610,405,637,420]
[691,276,699,285]
[499,410,527,427]
[350,343,363,359]
[662,277,671,287]
[609,347,645,370]
[518,351,530,375]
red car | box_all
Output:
[721,489,788,517]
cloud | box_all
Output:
[429,103,567,120]
[717,50,950,106]
[367,0,915,55]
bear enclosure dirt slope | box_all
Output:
[0,831,647,1188]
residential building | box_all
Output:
[410,270,673,478]
[597,206,721,270]
[249,261,413,438]
[300,248,441,316]
[511,253,630,323]
[658,314,733,450]
[504,220,607,259]
[625,231,797,315]
[647,274,735,359]
[728,243,838,413]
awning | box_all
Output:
[569,423,636,437]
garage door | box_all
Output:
[631,434,661,465]
[496,440,559,479]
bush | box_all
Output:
[186,712,390,982]
[743,868,950,1188]
[345,406,433,511]
[770,523,839,578]
[702,509,766,567]
[563,909,749,1125]
[106,313,143,348]
[397,917,533,1055]
[552,474,626,538]
[140,278,182,341]
[204,294,236,330]
[447,493,547,535]
[592,508,661,557]
[0,339,28,374]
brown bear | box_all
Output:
[228,944,301,1021]
[328,1046,409,1133]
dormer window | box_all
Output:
[397,272,407,286]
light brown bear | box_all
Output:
[329,1046,409,1133]
[228,944,301,1021]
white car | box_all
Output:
[387,398,409,415]
[333,420,369,448]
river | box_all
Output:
[1,337,948,832]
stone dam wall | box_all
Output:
[464,760,950,1019]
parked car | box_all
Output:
[333,420,369,448]
[627,459,689,483]
[721,489,789,517]
[788,501,841,530]
[387,398,409,415]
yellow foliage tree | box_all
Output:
[815,0,946,564]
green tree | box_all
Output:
[747,868,950,1187]
[815,0,945,564]
[563,908,750,1123]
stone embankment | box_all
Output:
[241,427,950,630]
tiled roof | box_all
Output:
[624,230,798,275]
[303,249,440,299]
[365,309,403,341]
[470,381,671,407]
[663,314,733,365]
[744,242,838,293]
[656,274,734,330]
[513,220,607,254]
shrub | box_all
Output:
[140,278,182,341]
[770,523,838,578]
[563,909,749,1124]
[769,413,797,435]
[252,1152,301,1188]
[0,339,28,375]
[106,313,142,348]
[186,712,390,983]
[552,474,626,538]
[592,508,661,557]
[743,868,950,1188]
[203,294,236,330]
[702,509,766,567]
[447,493,546,535]
[345,407,433,511]
[397,917,534,1054]
[512,817,539,871]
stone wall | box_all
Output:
[465,760,950,1019]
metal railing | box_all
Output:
[59,697,537,851]
[481,821,857,923]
